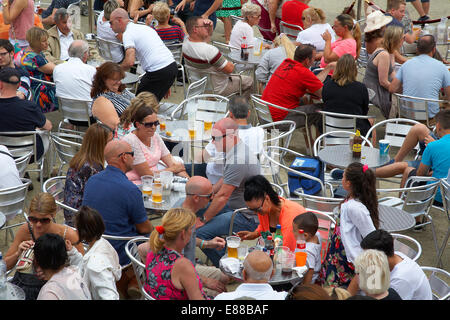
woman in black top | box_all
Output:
[321,54,371,136]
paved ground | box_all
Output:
[0,0,448,287]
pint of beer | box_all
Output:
[204,121,212,132]
[141,175,153,201]
[152,182,163,203]
[188,129,196,140]
[226,236,241,259]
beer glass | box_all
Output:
[226,236,241,259]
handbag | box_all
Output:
[288,155,324,196]
[15,220,36,273]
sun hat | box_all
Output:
[364,10,393,33]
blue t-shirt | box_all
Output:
[421,134,450,203]
[396,55,450,118]
[82,165,149,265]
[385,13,404,29]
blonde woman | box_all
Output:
[144,208,209,300]
[322,54,371,136]
[255,34,295,90]
[363,25,404,119]
[4,192,84,300]
[152,1,187,43]
[354,249,402,300]
[295,7,336,54]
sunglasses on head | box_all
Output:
[28,216,52,224]
[141,120,160,128]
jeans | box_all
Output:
[196,210,259,267]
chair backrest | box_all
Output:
[250,94,275,125]
[42,176,78,213]
[258,120,296,151]
[364,118,421,150]
[230,15,243,28]
[170,94,229,121]
[441,178,450,221]
[401,177,440,215]
[420,267,450,300]
[0,178,31,222]
[185,76,208,99]
[212,41,239,57]
[313,211,336,264]
[67,1,81,30]
[313,130,374,157]
[50,132,83,166]
[124,237,152,297]
[57,97,91,124]
[391,233,422,262]
[95,36,124,61]
[293,191,341,216]
[320,111,375,135]
[0,131,39,160]
[279,21,303,40]
[14,152,32,178]
[165,42,183,65]
[394,93,444,128]
[357,46,369,69]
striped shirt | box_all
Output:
[154,25,185,43]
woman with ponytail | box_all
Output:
[319,162,379,289]
[144,208,209,300]
[319,13,362,77]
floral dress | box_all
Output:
[14,50,58,113]
[317,211,355,288]
[63,162,104,227]
[144,247,209,300]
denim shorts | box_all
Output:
[418,131,439,156]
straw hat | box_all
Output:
[364,10,393,33]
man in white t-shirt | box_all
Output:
[360,229,432,300]
[182,16,253,97]
[96,0,124,63]
[0,145,22,189]
[110,8,178,101]
[215,250,287,300]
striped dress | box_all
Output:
[92,89,135,117]
[154,25,185,43]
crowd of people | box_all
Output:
[0,0,447,302]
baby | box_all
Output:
[293,212,322,284]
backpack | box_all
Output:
[288,156,324,196]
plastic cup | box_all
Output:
[379,139,390,157]
[141,175,153,201]
[226,236,241,259]
[153,172,161,183]
[295,251,307,267]
[159,115,166,131]
[160,171,173,190]
[152,182,163,203]
[280,251,295,275]
[238,245,248,261]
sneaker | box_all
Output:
[331,169,344,180]
[412,220,426,232]
[418,15,430,22]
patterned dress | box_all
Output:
[216,0,242,18]
[144,247,209,300]
[63,162,104,227]
[317,212,355,288]
[14,50,58,113]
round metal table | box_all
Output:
[143,189,186,213]
[378,205,416,232]
[228,50,265,66]
[0,211,5,229]
[318,145,390,169]
[1,282,26,300]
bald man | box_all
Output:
[82,140,153,299]
[215,251,288,300]
[196,117,261,267]
[109,8,177,101]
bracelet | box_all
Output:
[200,240,205,249]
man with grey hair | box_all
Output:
[41,0,80,26]
[215,250,288,300]
[53,40,96,103]
[97,0,124,63]
[44,8,85,64]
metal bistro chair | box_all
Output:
[420,267,450,300]
[356,46,369,75]
[124,237,155,300]
[393,93,446,129]
[319,110,376,136]
[435,178,450,267]
[57,97,91,132]
[251,94,313,155]
[0,178,32,244]
[50,132,83,176]
[165,42,186,96]
[14,151,32,178]
[170,94,229,121]
[185,76,208,100]
[279,21,303,40]
[391,233,422,262]
[42,176,78,219]
[0,130,49,190]
[377,176,441,259]
[230,15,244,28]
[95,35,125,62]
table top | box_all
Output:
[318,145,390,169]
[228,50,266,65]
[219,254,305,286]
[2,282,26,300]
[158,120,213,143]
[0,211,5,229]
[378,204,416,232]
[142,182,187,213]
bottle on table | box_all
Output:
[240,36,249,61]
[294,229,306,253]
[265,235,274,259]
[0,252,7,300]
[274,224,283,248]
[352,129,362,158]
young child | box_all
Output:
[293,212,322,284]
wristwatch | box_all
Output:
[199,216,207,223]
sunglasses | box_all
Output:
[28,216,52,224]
[141,120,160,128]
[97,122,116,137]
[187,192,213,200]
[247,197,265,213]
[212,134,228,142]
[118,151,134,158]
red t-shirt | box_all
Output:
[281,0,309,29]
[261,58,323,121]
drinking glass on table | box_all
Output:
[226,236,241,259]
[152,182,163,203]
[141,175,153,202]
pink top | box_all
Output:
[10,0,34,40]
[320,38,357,75]
[122,131,170,184]
[144,247,209,300]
